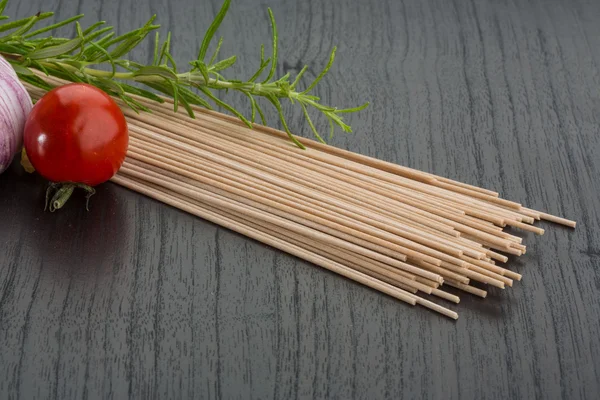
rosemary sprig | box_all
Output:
[0,0,368,147]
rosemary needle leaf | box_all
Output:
[80,29,114,59]
[208,36,224,66]
[108,33,150,60]
[178,93,195,118]
[48,62,84,82]
[210,54,236,72]
[244,92,257,123]
[102,16,157,48]
[255,99,267,126]
[82,26,114,45]
[94,30,116,46]
[178,86,212,110]
[133,65,178,80]
[120,95,147,113]
[165,51,177,72]
[335,102,370,113]
[200,86,252,128]
[0,15,39,34]
[146,82,212,111]
[329,113,352,133]
[291,64,308,89]
[120,83,165,103]
[249,57,271,82]
[9,63,33,75]
[267,94,305,149]
[82,20,106,36]
[302,46,336,94]
[59,59,86,71]
[18,73,53,90]
[10,13,54,37]
[170,79,179,112]
[328,117,335,140]
[29,60,49,75]
[0,42,25,55]
[23,14,84,39]
[196,61,210,84]
[95,76,125,95]
[74,22,86,58]
[144,82,178,102]
[300,102,326,144]
[88,41,116,77]
[153,31,160,65]
[276,72,290,84]
[198,0,230,61]
[158,31,171,65]
[27,37,83,59]
[262,8,278,84]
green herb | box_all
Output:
[0,0,368,147]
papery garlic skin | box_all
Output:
[0,55,33,174]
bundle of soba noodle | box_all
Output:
[24,78,576,320]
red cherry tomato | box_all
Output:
[24,83,128,187]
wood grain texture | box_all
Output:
[1,0,599,398]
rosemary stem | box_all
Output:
[38,59,306,101]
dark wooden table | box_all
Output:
[2,0,599,399]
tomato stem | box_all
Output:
[45,182,96,212]
[50,184,75,212]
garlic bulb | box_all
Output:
[0,55,33,174]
